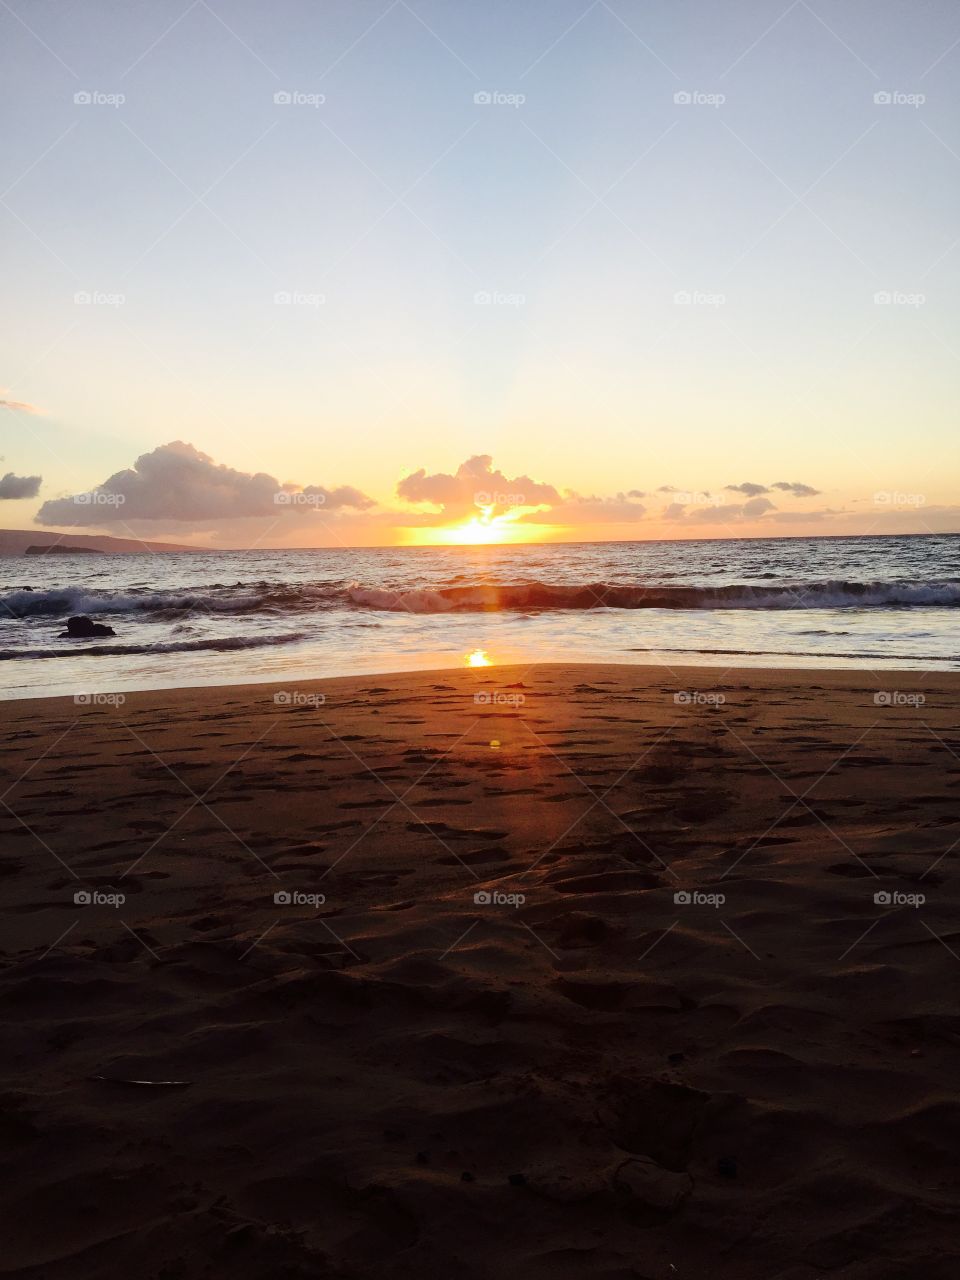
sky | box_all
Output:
[1,0,958,547]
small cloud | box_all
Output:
[725,481,770,497]
[742,496,776,518]
[677,497,777,523]
[0,472,42,499]
[771,480,821,497]
[767,507,842,523]
[0,393,40,414]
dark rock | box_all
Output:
[61,615,116,638]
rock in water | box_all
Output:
[61,615,116,638]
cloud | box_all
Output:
[667,497,777,523]
[396,457,651,527]
[726,479,821,499]
[767,507,840,522]
[0,394,40,414]
[35,441,374,528]
[725,481,770,497]
[771,480,821,497]
[398,454,561,520]
[518,490,647,524]
[0,472,42,499]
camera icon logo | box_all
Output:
[873,692,892,705]
[273,691,292,704]
[873,91,892,105]
[874,890,892,906]
[274,90,292,105]
[274,890,292,905]
[673,890,691,905]
[473,890,491,905]
[673,90,692,105]
[473,91,492,105]
[74,890,92,905]
[74,90,92,105]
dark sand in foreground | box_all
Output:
[1,663,959,1279]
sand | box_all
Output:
[1,662,958,1279]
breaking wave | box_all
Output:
[3,577,960,621]
[346,580,960,612]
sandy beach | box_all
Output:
[1,662,959,1279]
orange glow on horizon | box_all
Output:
[402,506,559,546]
[466,648,492,667]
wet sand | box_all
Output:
[1,663,958,1278]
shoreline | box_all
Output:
[3,654,958,705]
[2,661,959,1276]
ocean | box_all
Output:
[1,533,958,700]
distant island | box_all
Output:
[0,529,198,555]
[24,545,105,555]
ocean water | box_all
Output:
[1,534,958,699]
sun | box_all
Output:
[403,505,554,546]
[466,648,492,667]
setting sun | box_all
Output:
[404,505,556,546]
[466,648,492,667]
